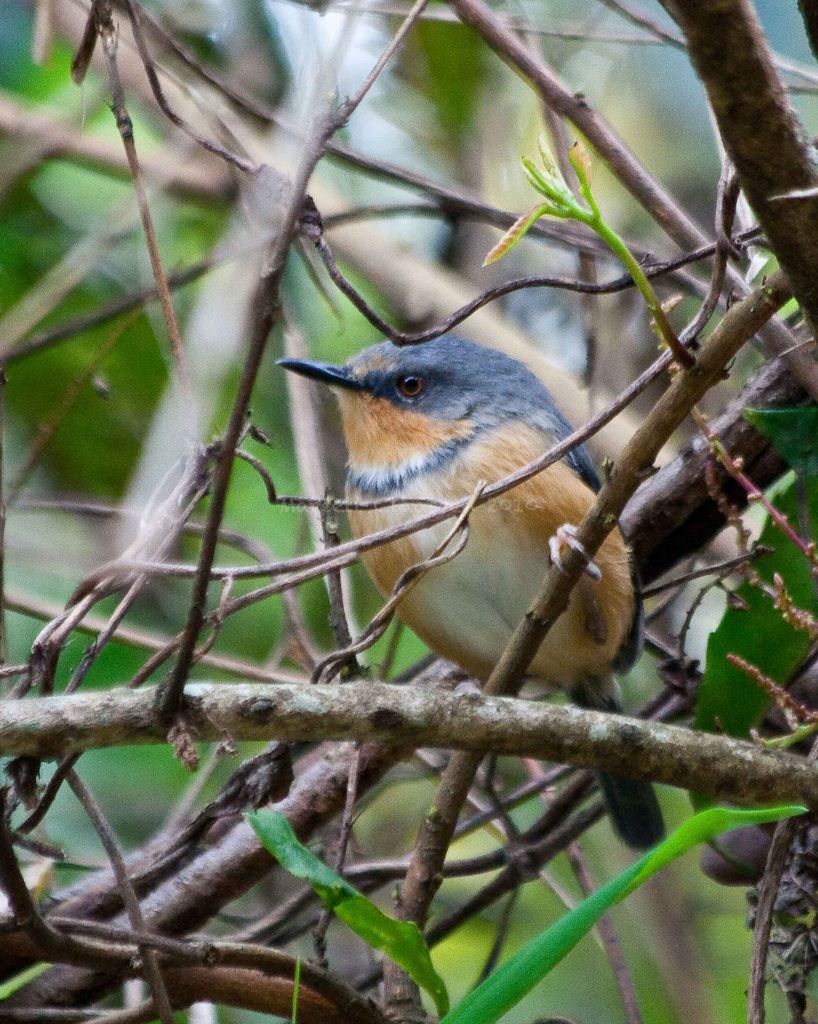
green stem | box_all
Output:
[765,721,818,750]
[517,142,695,367]
[589,214,694,367]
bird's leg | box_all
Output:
[548,523,602,580]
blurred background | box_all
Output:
[0,1,815,1020]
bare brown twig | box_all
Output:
[748,808,807,1023]
[157,0,430,724]
[89,0,192,401]
[65,769,174,1024]
[566,842,643,1024]
[122,0,259,176]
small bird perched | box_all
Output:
[279,335,663,848]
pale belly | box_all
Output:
[349,495,629,689]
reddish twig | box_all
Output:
[727,653,818,726]
[700,418,818,572]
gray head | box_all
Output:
[281,335,557,422]
[278,335,599,489]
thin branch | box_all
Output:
[0,789,132,965]
[317,502,360,681]
[597,0,682,46]
[312,741,363,963]
[65,770,174,1024]
[1,919,386,1024]
[92,0,191,401]
[748,817,802,1023]
[641,548,772,597]
[17,753,80,834]
[156,205,308,720]
[335,0,429,125]
[678,161,737,346]
[308,215,760,347]
[122,0,259,175]
[567,842,643,1024]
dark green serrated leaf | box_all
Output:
[247,811,449,1015]
[695,476,818,736]
[744,405,818,476]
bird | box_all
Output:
[279,335,664,849]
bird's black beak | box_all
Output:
[277,357,364,391]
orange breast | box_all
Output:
[347,422,636,688]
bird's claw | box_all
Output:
[548,523,602,581]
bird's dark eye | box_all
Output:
[396,374,425,398]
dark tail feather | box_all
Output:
[571,682,665,850]
[595,771,664,850]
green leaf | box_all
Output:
[441,804,804,1024]
[568,140,597,213]
[695,475,818,736]
[744,405,818,476]
[247,811,449,1016]
[0,963,50,1000]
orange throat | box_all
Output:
[337,392,474,495]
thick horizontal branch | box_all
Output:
[4,682,818,807]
